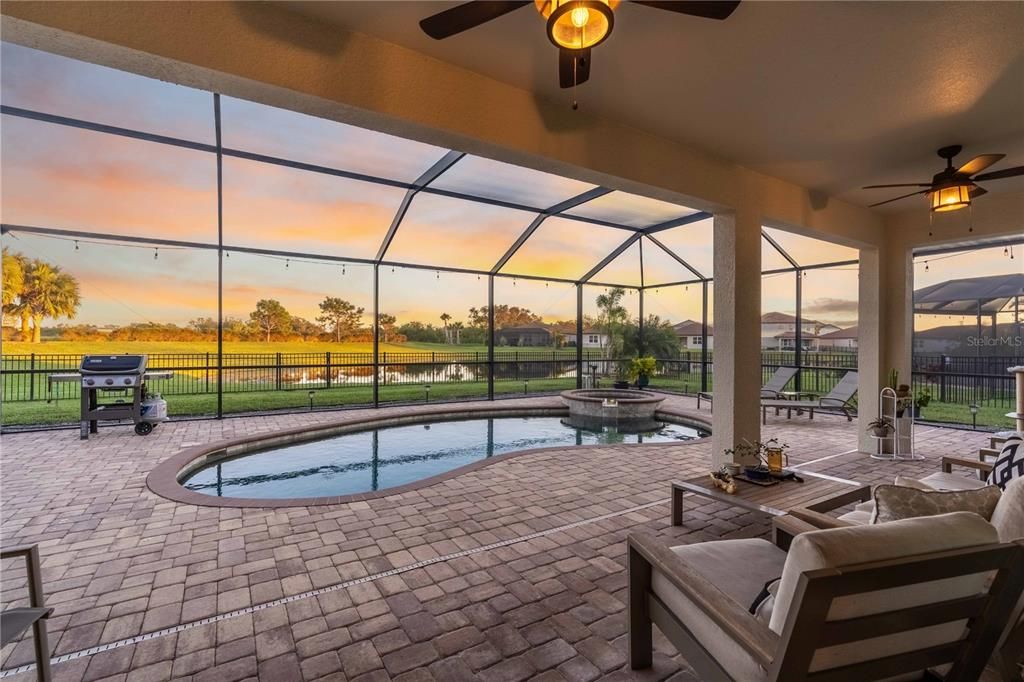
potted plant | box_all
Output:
[723,438,791,480]
[867,418,894,438]
[628,356,657,388]
[912,388,931,419]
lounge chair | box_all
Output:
[628,512,1024,682]
[697,366,798,410]
[760,370,857,424]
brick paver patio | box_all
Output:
[0,394,991,681]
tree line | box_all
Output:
[2,252,680,355]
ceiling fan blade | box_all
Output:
[972,165,1024,182]
[867,189,929,208]
[970,186,988,199]
[632,1,741,20]
[420,1,531,39]
[862,183,931,189]
[559,48,591,88]
[957,153,1005,176]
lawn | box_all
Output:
[0,377,580,426]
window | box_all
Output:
[692,337,702,345]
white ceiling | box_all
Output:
[282,1,1024,212]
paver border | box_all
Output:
[146,403,711,508]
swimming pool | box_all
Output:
[180,415,707,500]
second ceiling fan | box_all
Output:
[420,1,740,92]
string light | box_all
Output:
[285,258,290,269]
[153,248,159,260]
[74,240,79,251]
[342,264,346,276]
[925,261,929,272]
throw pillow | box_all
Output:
[870,484,1002,524]
[987,434,1024,490]
[990,477,1024,542]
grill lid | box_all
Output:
[80,355,148,375]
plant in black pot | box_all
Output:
[723,438,791,481]
[628,356,657,388]
[867,418,894,439]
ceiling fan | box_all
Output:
[863,145,1024,212]
[419,1,740,93]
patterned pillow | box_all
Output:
[870,484,1002,524]
[987,435,1024,490]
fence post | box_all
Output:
[275,352,282,391]
[205,352,211,393]
[326,352,332,389]
[29,353,36,401]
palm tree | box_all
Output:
[2,249,25,307]
[440,312,452,344]
[2,249,28,338]
[595,287,628,362]
[24,261,81,342]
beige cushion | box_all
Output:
[651,538,784,682]
[919,470,989,491]
[990,478,1024,654]
[768,512,1000,673]
[870,484,1001,524]
[893,475,935,490]
[836,508,872,525]
[991,477,1024,543]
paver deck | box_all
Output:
[0,394,991,681]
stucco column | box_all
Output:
[883,243,914,396]
[712,209,762,467]
[857,248,884,453]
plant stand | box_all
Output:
[870,387,922,461]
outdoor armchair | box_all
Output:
[628,512,1024,682]
[783,476,1024,681]
[1,544,52,682]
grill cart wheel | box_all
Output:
[134,422,154,436]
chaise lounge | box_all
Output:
[698,366,798,411]
[760,370,858,424]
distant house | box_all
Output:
[773,330,820,352]
[496,325,553,347]
[760,312,840,350]
[819,325,858,350]
[580,329,608,349]
[672,319,714,350]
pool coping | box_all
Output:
[146,401,711,508]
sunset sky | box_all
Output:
[2,42,1018,334]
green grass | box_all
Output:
[0,377,581,426]
[916,401,1015,430]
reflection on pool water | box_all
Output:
[181,416,707,499]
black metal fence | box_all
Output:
[0,350,603,404]
[4,350,1019,424]
[911,354,1022,410]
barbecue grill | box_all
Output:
[48,355,173,439]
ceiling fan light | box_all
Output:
[545,0,614,50]
[930,184,972,212]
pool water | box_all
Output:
[181,416,707,499]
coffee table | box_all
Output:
[670,470,870,529]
